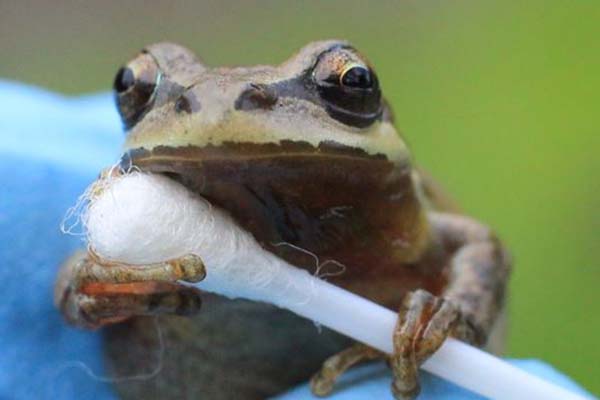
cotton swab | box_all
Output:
[83,172,589,400]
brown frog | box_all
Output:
[55,40,511,399]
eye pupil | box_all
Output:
[341,66,372,89]
[114,67,135,93]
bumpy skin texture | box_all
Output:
[55,40,511,399]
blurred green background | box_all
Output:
[1,0,598,394]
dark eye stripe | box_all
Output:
[234,72,383,129]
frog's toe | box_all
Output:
[310,343,383,397]
[174,254,206,283]
[77,283,203,329]
[55,251,205,329]
[390,289,461,400]
[310,370,335,397]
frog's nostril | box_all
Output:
[175,91,202,114]
[234,83,278,111]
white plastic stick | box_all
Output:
[84,173,588,400]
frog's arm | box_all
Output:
[386,212,511,399]
[432,212,511,345]
[312,212,511,400]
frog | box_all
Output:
[54,40,511,400]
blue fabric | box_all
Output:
[0,80,593,399]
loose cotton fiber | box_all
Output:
[78,172,584,400]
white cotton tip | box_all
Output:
[86,173,216,264]
[84,172,312,303]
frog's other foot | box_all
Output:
[309,289,484,400]
[391,289,482,400]
[310,343,383,397]
[55,251,205,329]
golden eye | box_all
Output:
[312,46,382,128]
[339,64,373,89]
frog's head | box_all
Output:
[114,41,426,260]
[116,40,409,165]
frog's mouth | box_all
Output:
[120,140,394,205]
[120,140,414,262]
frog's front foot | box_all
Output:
[390,289,465,399]
[54,251,206,329]
[311,289,483,400]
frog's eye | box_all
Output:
[312,47,382,128]
[114,67,136,93]
[114,53,160,129]
[340,65,374,89]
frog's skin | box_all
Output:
[55,40,511,400]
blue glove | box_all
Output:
[0,80,592,399]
